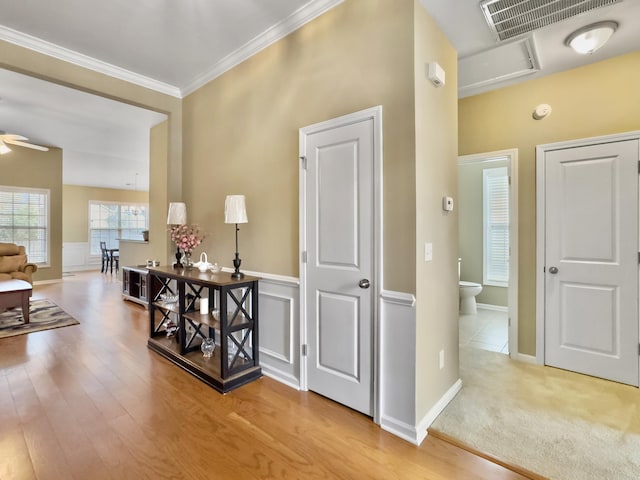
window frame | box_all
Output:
[88,200,149,256]
[0,185,50,266]
[482,166,509,287]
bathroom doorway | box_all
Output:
[458,150,518,357]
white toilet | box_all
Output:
[458,258,483,314]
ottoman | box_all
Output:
[0,279,32,324]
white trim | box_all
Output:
[299,105,383,424]
[535,130,640,365]
[512,353,537,364]
[458,149,519,359]
[261,368,301,391]
[259,291,295,364]
[33,278,62,285]
[219,266,299,287]
[380,290,416,307]
[181,0,345,96]
[0,26,181,98]
[381,378,462,445]
[476,302,508,312]
[0,0,344,98]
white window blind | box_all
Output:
[89,201,148,255]
[483,167,509,286]
[0,186,49,264]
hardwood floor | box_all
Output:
[0,271,530,480]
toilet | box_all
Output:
[458,258,483,314]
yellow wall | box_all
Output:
[182,0,417,293]
[1,146,63,281]
[414,0,459,420]
[63,185,148,242]
[459,51,640,355]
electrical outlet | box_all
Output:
[439,349,445,370]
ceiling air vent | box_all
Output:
[480,0,623,41]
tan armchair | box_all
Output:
[0,243,38,285]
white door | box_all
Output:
[300,108,379,416]
[544,139,639,386]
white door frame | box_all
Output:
[458,149,519,358]
[299,105,383,423]
[535,130,640,365]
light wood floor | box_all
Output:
[0,271,530,480]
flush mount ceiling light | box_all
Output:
[565,21,618,54]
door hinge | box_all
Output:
[300,155,307,170]
[302,251,307,263]
[508,317,511,327]
[508,175,511,186]
[638,252,640,264]
[637,160,640,174]
[302,344,308,356]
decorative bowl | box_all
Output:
[160,293,178,304]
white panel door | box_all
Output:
[544,140,639,386]
[301,115,374,415]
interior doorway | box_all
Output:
[458,149,519,358]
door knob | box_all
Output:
[359,279,370,289]
[548,266,558,274]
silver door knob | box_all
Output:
[359,279,370,289]
[548,266,558,274]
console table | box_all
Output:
[146,266,261,393]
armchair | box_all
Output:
[0,243,39,285]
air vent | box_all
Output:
[480,0,623,41]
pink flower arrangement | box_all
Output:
[170,224,205,253]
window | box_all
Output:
[89,201,148,255]
[0,186,49,264]
[483,167,509,286]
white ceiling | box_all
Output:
[0,0,638,189]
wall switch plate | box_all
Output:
[442,196,454,211]
[425,242,433,261]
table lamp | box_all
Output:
[224,195,248,279]
[167,202,187,268]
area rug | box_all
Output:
[0,298,79,338]
[430,346,640,480]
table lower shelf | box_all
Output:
[148,335,262,393]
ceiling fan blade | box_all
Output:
[0,134,28,141]
[5,139,49,151]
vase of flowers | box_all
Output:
[170,224,205,268]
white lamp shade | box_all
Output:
[0,141,11,155]
[167,202,187,225]
[565,21,617,55]
[225,195,248,224]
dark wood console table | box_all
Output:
[146,266,261,393]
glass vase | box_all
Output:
[201,338,215,358]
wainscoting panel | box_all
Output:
[257,274,301,390]
[62,242,100,272]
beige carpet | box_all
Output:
[430,347,640,480]
[0,298,79,338]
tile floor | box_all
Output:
[459,307,509,354]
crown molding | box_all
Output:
[180,0,344,96]
[0,25,182,98]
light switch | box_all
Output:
[425,242,433,262]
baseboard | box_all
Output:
[380,415,422,445]
[416,378,463,445]
[33,278,62,285]
[511,352,537,364]
[260,365,301,391]
[381,378,462,446]
[476,303,508,312]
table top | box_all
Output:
[0,279,32,293]
[147,265,259,286]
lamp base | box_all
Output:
[232,252,243,279]
[231,271,245,279]
[174,247,183,269]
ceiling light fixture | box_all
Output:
[0,140,11,155]
[565,21,618,55]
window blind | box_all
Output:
[483,167,509,286]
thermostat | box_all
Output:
[442,196,454,211]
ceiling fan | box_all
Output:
[0,131,49,154]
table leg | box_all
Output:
[21,292,30,324]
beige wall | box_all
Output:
[182,0,417,293]
[63,185,148,243]
[458,159,508,307]
[413,1,459,420]
[459,51,640,355]
[1,146,63,281]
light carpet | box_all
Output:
[430,346,640,480]
[0,298,79,338]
